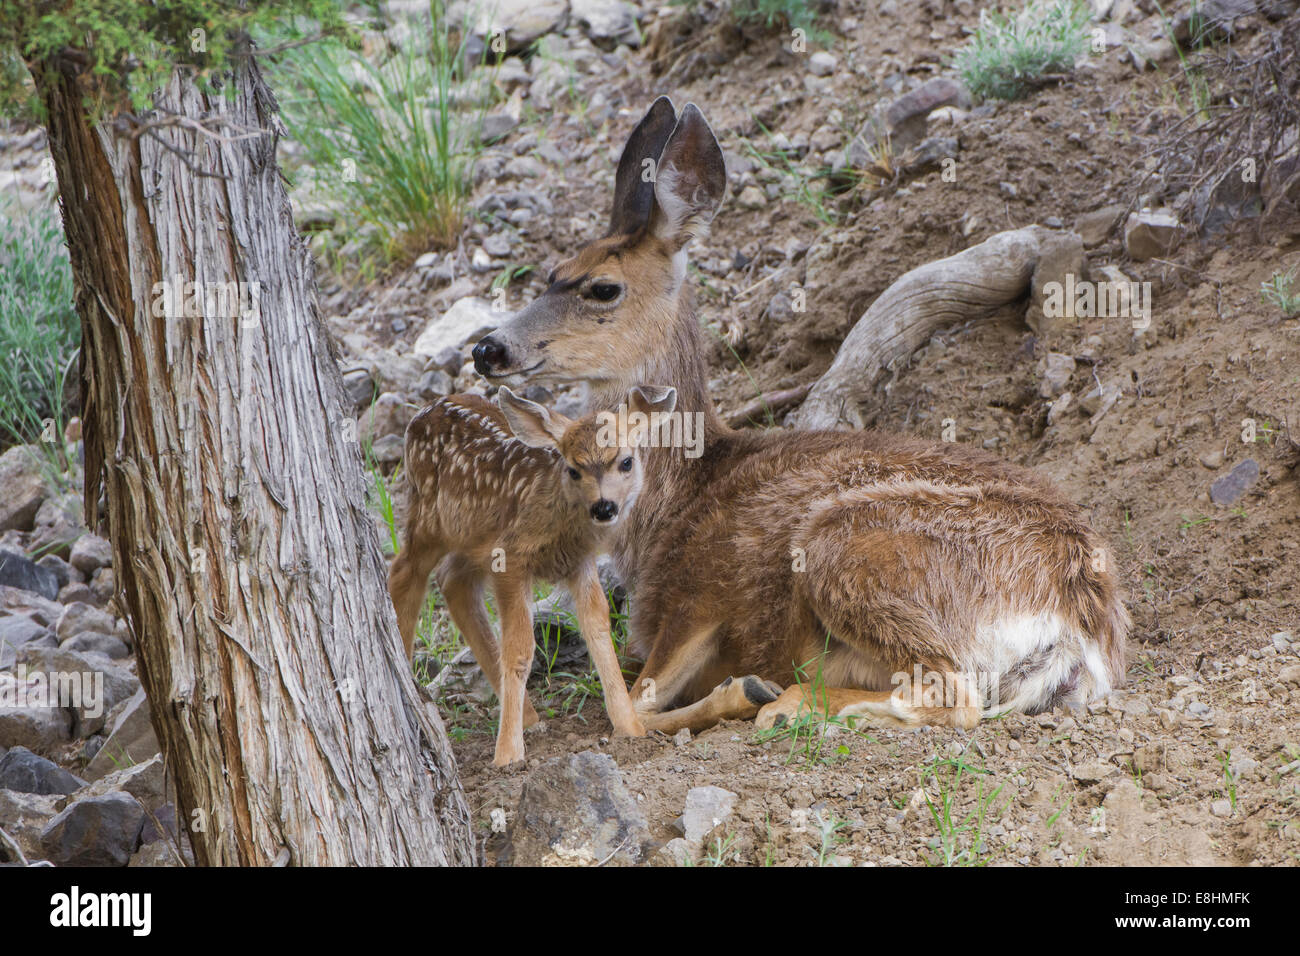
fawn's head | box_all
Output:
[497,385,677,526]
[473,98,726,393]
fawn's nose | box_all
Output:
[591,499,618,522]
[472,336,508,375]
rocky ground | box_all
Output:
[1,0,1298,866]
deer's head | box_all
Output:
[472,98,726,393]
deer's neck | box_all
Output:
[588,285,742,590]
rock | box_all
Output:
[85,689,160,781]
[0,683,72,752]
[737,185,766,209]
[27,493,83,560]
[1071,760,1116,784]
[369,434,405,466]
[1278,664,1300,685]
[61,631,130,661]
[479,111,519,143]
[808,51,837,76]
[873,77,971,152]
[423,344,464,377]
[1270,631,1293,651]
[0,746,85,795]
[89,567,114,604]
[0,614,52,653]
[0,586,63,628]
[454,0,569,52]
[17,644,140,738]
[570,0,638,46]
[1038,352,1076,398]
[1074,204,1127,246]
[129,838,190,867]
[1192,164,1261,234]
[0,787,60,861]
[0,550,60,601]
[416,369,456,400]
[1210,799,1233,818]
[1124,210,1184,260]
[0,445,50,533]
[413,297,499,361]
[502,751,650,866]
[74,754,166,812]
[681,785,738,844]
[1047,391,1073,425]
[56,601,116,643]
[482,233,512,258]
[68,535,112,576]
[1027,230,1086,335]
[1209,458,1259,506]
[651,836,696,866]
[1199,449,1225,470]
[56,582,96,606]
[358,392,415,449]
[36,555,74,591]
[40,791,145,867]
[342,368,376,411]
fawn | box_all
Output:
[388,384,676,766]
[471,97,1129,736]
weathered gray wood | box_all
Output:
[33,52,474,865]
[790,226,1053,430]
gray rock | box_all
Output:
[56,601,116,643]
[681,785,738,844]
[453,0,569,52]
[884,78,971,150]
[0,614,52,651]
[0,787,60,861]
[61,631,130,661]
[68,534,112,576]
[424,344,464,377]
[0,586,63,628]
[0,746,85,795]
[571,0,638,46]
[27,492,83,560]
[40,791,145,867]
[17,644,140,737]
[85,689,160,781]
[1124,210,1183,261]
[74,754,166,812]
[651,836,696,866]
[129,836,191,867]
[0,445,50,533]
[0,550,60,601]
[0,677,73,751]
[502,751,650,866]
[808,51,837,76]
[416,369,456,400]
[35,555,75,591]
[1038,352,1077,398]
[1209,459,1260,506]
[1074,204,1127,246]
[413,297,500,361]
[480,111,520,143]
[89,567,115,604]
[56,582,97,607]
[358,392,416,448]
[342,368,376,412]
[1027,230,1086,336]
[369,434,405,466]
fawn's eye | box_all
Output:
[587,282,621,302]
[568,467,581,481]
[619,457,634,472]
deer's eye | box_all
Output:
[568,467,581,481]
[588,282,621,302]
[619,456,634,472]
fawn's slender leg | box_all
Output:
[389,537,445,660]
[640,676,782,734]
[437,556,538,727]
[491,573,535,766]
[569,563,644,737]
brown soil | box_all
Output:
[416,3,1300,866]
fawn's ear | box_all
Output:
[628,385,678,418]
[498,388,569,448]
[650,103,727,250]
[609,96,678,238]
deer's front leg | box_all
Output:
[570,563,644,738]
[492,575,535,767]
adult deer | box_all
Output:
[471,97,1128,735]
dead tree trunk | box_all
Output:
[791,226,1065,430]
[31,52,474,865]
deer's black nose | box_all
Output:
[591,500,617,522]
[472,336,508,375]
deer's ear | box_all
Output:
[650,103,727,250]
[497,388,568,448]
[608,96,678,238]
[628,385,677,418]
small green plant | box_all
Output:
[271,2,494,265]
[0,202,79,455]
[952,0,1091,101]
[813,810,850,866]
[1220,751,1238,812]
[1260,266,1300,318]
[919,752,1007,866]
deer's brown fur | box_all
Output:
[471,98,1128,737]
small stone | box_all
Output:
[652,836,697,866]
[0,746,85,795]
[1073,204,1127,246]
[1047,391,1073,425]
[483,233,512,258]
[1124,210,1184,261]
[0,445,51,533]
[61,631,131,660]
[40,791,146,867]
[416,369,456,400]
[1199,449,1225,469]
[342,368,377,411]
[56,601,117,643]
[1209,459,1259,506]
[1278,664,1300,685]
[1038,352,1076,398]
[1270,631,1293,651]
[68,534,113,575]
[808,51,837,77]
[671,727,691,747]
[86,689,160,780]
[0,549,60,601]
[681,785,738,844]
[737,185,766,210]
[1210,799,1232,818]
